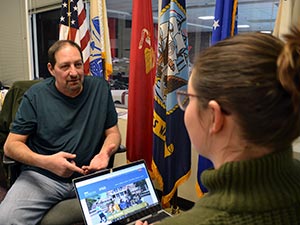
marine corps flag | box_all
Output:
[126,0,156,168]
[152,0,191,206]
[196,0,238,197]
[90,0,113,79]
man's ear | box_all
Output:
[208,100,224,134]
[47,63,55,76]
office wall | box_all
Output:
[0,0,30,85]
[28,0,60,12]
[0,0,62,85]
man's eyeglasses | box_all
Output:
[176,90,200,111]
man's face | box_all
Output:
[47,44,84,97]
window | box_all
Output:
[28,0,279,106]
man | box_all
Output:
[0,40,121,224]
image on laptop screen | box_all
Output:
[73,160,161,225]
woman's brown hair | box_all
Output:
[192,27,300,151]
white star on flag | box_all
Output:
[213,19,220,30]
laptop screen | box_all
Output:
[73,160,161,225]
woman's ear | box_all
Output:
[208,100,224,134]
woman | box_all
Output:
[137,27,300,224]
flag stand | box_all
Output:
[170,189,180,215]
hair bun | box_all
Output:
[277,26,300,113]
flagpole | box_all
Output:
[67,0,71,40]
[170,189,179,214]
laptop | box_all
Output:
[73,160,172,225]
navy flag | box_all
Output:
[196,0,238,197]
[152,0,191,206]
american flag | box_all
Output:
[59,0,90,74]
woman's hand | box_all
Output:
[135,220,150,225]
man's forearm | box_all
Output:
[100,125,121,157]
[4,134,46,168]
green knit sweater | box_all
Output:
[159,149,300,225]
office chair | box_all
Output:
[0,80,126,225]
[0,80,40,189]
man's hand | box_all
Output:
[81,143,117,174]
[44,152,84,177]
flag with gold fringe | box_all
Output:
[152,0,191,207]
[90,0,113,79]
[126,0,156,168]
[59,0,90,74]
[196,0,238,197]
[273,0,300,40]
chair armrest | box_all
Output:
[117,144,126,154]
[2,154,19,188]
[3,154,16,165]
[107,144,126,169]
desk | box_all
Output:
[114,108,128,166]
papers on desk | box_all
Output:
[118,111,128,119]
[117,108,128,120]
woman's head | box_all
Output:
[190,27,300,152]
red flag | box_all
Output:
[126,0,156,169]
[59,0,90,74]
